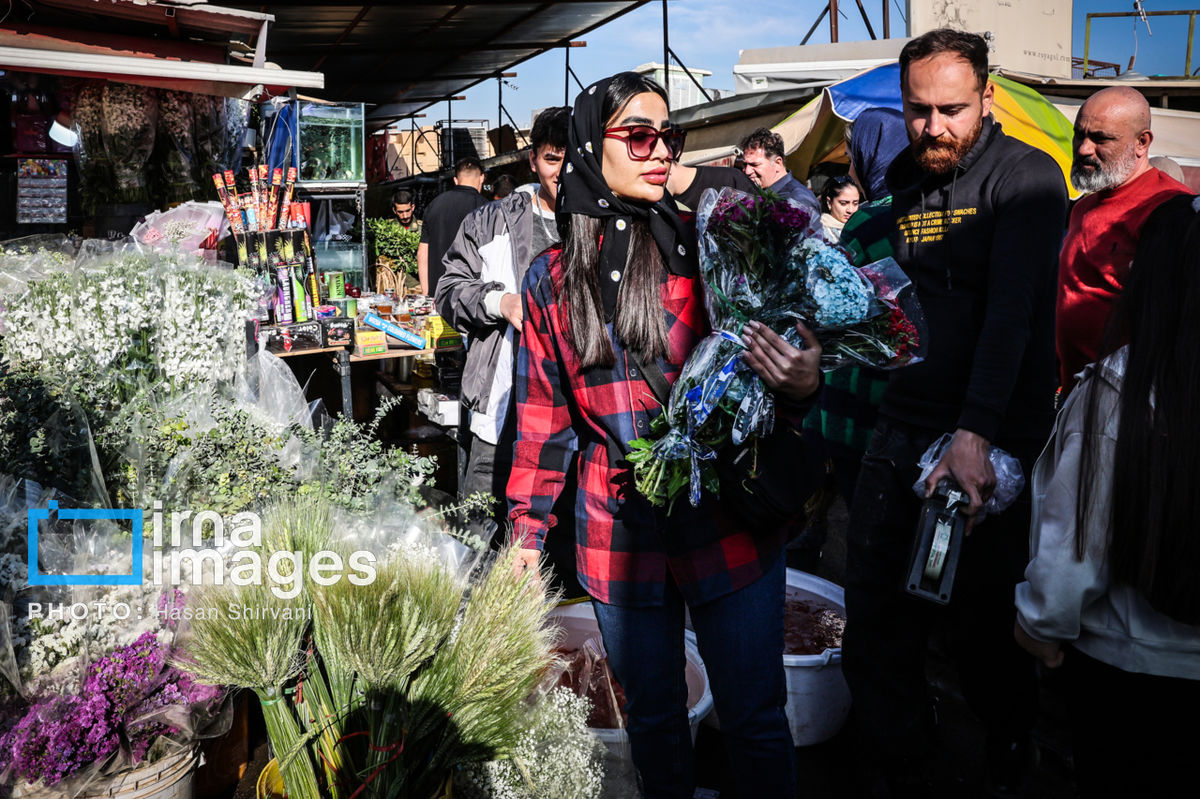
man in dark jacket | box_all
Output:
[737,127,819,214]
[841,29,1068,796]
[418,157,486,296]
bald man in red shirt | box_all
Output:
[1057,86,1190,393]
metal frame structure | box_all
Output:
[1084,9,1200,78]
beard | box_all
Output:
[1071,148,1138,193]
[911,117,983,175]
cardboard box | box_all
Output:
[260,321,323,354]
[417,388,460,426]
[354,343,388,357]
[354,328,387,348]
[424,329,463,349]
[363,313,425,349]
[322,317,355,348]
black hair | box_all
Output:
[820,175,862,214]
[391,189,414,206]
[900,28,989,93]
[738,127,785,162]
[559,71,671,369]
[492,174,517,198]
[454,156,483,178]
[1077,193,1200,625]
[530,106,570,154]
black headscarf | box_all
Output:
[555,74,697,320]
[849,107,908,201]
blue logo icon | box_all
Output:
[27,501,143,586]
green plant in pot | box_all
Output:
[367,218,421,289]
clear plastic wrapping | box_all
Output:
[911,433,1026,520]
[131,203,227,254]
[101,83,159,204]
[628,187,928,509]
[157,91,200,203]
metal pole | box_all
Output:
[667,46,714,103]
[1187,12,1195,78]
[830,0,839,42]
[854,0,877,39]
[883,0,889,38]
[802,4,831,45]
[1084,15,1092,77]
[565,44,570,107]
[498,75,503,154]
[411,116,416,175]
[662,0,670,108]
[447,98,454,170]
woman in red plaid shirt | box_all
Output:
[506,73,823,798]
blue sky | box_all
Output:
[445,0,1198,130]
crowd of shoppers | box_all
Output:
[421,26,1197,799]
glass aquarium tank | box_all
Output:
[297,101,364,183]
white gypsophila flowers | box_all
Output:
[18,581,165,691]
[458,687,605,799]
[1,252,256,406]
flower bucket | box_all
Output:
[699,569,850,746]
[15,747,200,799]
[780,569,851,746]
[547,602,713,798]
[255,759,452,799]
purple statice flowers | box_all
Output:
[0,631,220,787]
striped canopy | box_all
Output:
[781,61,1081,199]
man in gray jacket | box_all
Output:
[436,107,570,542]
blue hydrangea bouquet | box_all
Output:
[627,186,926,509]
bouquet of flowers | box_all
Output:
[176,496,564,799]
[627,187,926,509]
[101,83,158,204]
[0,626,222,792]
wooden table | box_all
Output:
[269,343,460,417]
[270,344,425,417]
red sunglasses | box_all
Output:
[603,125,687,162]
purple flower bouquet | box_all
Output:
[0,630,222,790]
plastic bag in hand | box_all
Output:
[910,433,1025,520]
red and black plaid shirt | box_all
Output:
[507,247,790,607]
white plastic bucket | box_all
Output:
[698,569,851,747]
[782,569,851,746]
[547,601,714,796]
[547,601,714,743]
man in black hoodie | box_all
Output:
[841,29,1068,795]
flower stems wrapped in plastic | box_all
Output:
[628,186,927,509]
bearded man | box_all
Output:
[840,28,1069,796]
[1057,86,1190,393]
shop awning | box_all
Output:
[219,2,654,128]
[0,43,323,97]
[3,1,324,97]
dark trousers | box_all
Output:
[592,556,796,799]
[1065,647,1200,797]
[460,417,585,597]
[459,431,507,542]
[841,419,1039,776]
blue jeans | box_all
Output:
[592,555,795,799]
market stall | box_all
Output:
[0,1,322,239]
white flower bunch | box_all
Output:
[18,581,166,692]
[1,251,256,408]
[458,687,606,799]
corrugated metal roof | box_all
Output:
[222,2,653,126]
